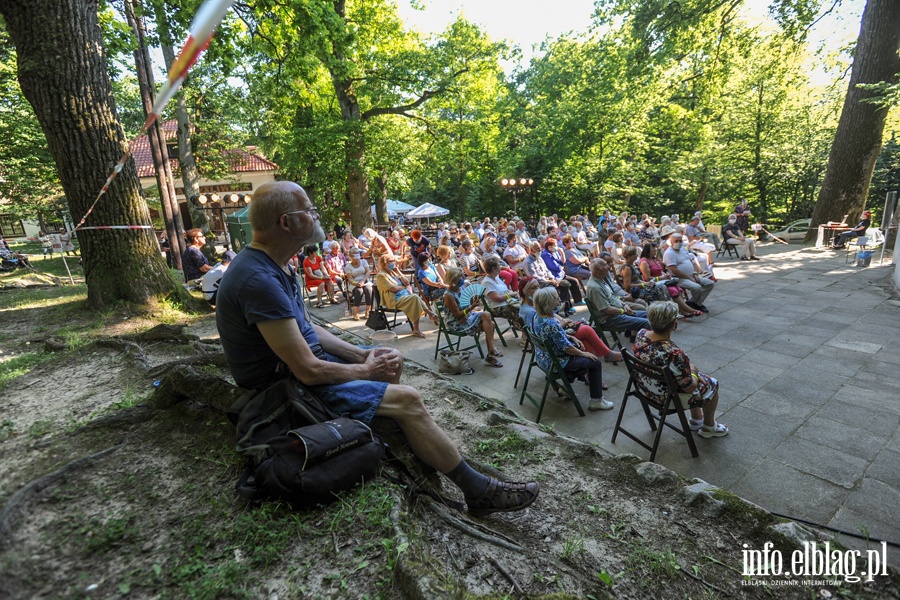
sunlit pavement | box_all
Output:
[314,244,900,563]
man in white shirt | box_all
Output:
[663,233,714,312]
[201,250,236,306]
[516,221,531,245]
[574,221,599,257]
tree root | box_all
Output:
[424,497,525,552]
[147,352,230,379]
[680,566,732,597]
[151,364,244,412]
[94,338,150,372]
[0,445,123,550]
[488,556,525,597]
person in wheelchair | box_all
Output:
[631,302,728,438]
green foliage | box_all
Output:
[0,351,54,391]
[0,26,64,224]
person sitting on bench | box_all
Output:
[215,181,539,517]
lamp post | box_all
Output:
[191,192,252,250]
[499,177,534,216]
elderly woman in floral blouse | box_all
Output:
[632,302,727,438]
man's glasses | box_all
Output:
[282,207,319,218]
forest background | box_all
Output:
[1,0,898,236]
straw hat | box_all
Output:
[659,225,675,238]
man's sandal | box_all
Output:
[466,477,540,517]
[485,355,504,368]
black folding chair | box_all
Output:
[372,285,412,331]
[433,300,484,360]
[518,327,587,424]
[611,350,699,462]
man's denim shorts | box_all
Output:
[310,350,388,425]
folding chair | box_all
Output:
[610,350,699,462]
[715,241,739,260]
[587,313,627,353]
[433,300,484,360]
[845,235,870,264]
[513,317,531,389]
[372,285,412,331]
[481,290,516,348]
[518,327,587,424]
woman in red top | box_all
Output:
[637,243,699,317]
[303,244,338,308]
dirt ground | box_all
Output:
[1,276,897,599]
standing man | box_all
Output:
[216,182,539,516]
[663,233,714,313]
[832,211,872,249]
[733,199,752,236]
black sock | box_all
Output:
[445,459,491,499]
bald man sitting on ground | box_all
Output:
[215,181,539,516]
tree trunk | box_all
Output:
[695,167,708,212]
[808,0,900,239]
[122,0,184,270]
[0,0,184,308]
[374,168,388,226]
[155,4,210,250]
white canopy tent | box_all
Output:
[406,202,450,219]
[371,199,416,217]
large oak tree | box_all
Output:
[808,0,900,233]
[0,0,182,308]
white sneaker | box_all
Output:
[588,398,614,411]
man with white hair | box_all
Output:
[663,232,714,312]
[216,181,539,516]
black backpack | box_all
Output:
[228,377,384,508]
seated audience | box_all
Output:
[482,256,521,323]
[585,258,651,332]
[216,181,538,515]
[632,302,728,438]
[541,238,584,306]
[663,233,714,313]
[531,287,612,411]
[561,234,592,280]
[619,246,670,304]
[182,228,211,281]
[723,214,759,261]
[200,250,236,306]
[637,244,702,317]
[525,241,575,316]
[459,239,484,280]
[303,244,338,307]
[324,243,348,298]
[482,234,519,292]
[344,247,373,321]
[341,230,359,256]
[440,268,503,367]
[375,254,435,338]
[833,210,872,249]
[417,253,448,300]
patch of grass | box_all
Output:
[27,419,56,438]
[561,533,585,560]
[0,419,16,440]
[472,427,552,468]
[0,351,55,390]
[626,545,681,579]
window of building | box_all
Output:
[0,214,26,237]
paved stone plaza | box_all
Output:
[316,243,900,563]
